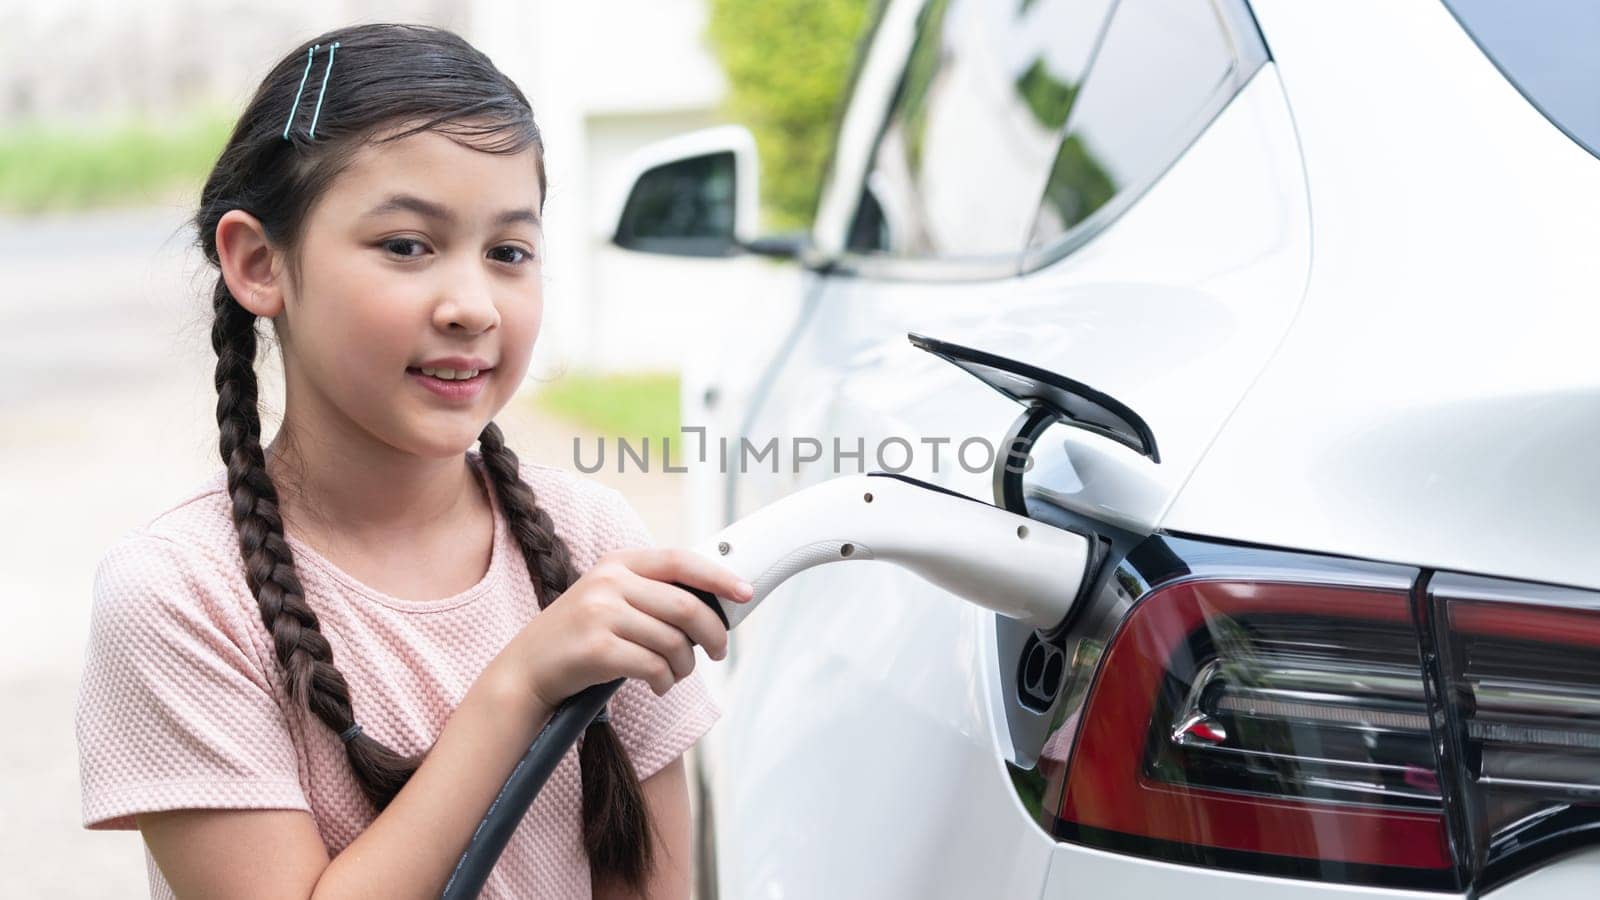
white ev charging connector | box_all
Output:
[694,472,1089,632]
[442,470,1097,898]
[444,331,1159,897]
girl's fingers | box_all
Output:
[612,602,700,677]
[603,637,678,697]
[617,570,730,660]
[613,547,753,605]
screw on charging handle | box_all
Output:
[440,471,1092,898]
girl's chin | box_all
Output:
[395,417,494,455]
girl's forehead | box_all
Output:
[329,129,544,217]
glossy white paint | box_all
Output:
[1008,64,1311,533]
[616,1,1600,896]
[1166,0,1600,592]
[707,578,1058,897]
[702,60,1312,899]
[1042,842,1459,900]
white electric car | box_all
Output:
[609,0,1600,896]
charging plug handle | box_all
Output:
[687,472,1090,633]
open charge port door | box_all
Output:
[907,332,1160,769]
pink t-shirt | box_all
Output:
[74,451,719,898]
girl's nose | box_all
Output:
[434,263,500,334]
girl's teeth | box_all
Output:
[419,367,479,380]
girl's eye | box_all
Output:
[490,245,534,265]
[382,238,427,258]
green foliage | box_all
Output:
[1040,133,1117,231]
[1015,58,1080,131]
[895,0,952,173]
[534,371,682,447]
[706,0,875,230]
[1016,58,1115,231]
[0,108,234,213]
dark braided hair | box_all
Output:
[194,22,655,889]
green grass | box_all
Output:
[533,371,682,451]
[0,108,234,213]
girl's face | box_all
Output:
[275,127,545,460]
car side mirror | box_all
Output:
[609,125,760,258]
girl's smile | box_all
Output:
[407,362,494,401]
[274,126,545,459]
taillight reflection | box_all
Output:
[1437,582,1600,887]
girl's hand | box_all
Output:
[503,547,754,708]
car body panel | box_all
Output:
[686,1,1600,896]
[1041,841,1460,900]
[705,59,1312,898]
[1166,0,1600,594]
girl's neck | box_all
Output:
[263,430,486,551]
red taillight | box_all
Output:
[1021,540,1600,890]
[1054,578,1454,885]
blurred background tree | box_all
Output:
[706,0,876,230]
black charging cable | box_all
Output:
[440,584,728,899]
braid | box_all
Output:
[211,277,421,810]
[209,281,654,880]
[476,421,656,890]
[476,422,578,606]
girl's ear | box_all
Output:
[216,209,286,318]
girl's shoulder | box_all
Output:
[92,459,655,599]
[89,469,255,627]
[507,458,657,564]
[132,468,239,557]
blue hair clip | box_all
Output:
[282,41,341,141]
[309,42,340,139]
[283,44,319,140]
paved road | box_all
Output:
[0,205,689,897]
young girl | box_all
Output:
[73,23,751,899]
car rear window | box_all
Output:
[1443,0,1600,159]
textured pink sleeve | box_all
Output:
[75,533,309,830]
[596,488,721,781]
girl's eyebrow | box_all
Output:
[362,193,540,227]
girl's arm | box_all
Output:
[593,754,695,900]
[140,657,553,899]
[138,546,744,899]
